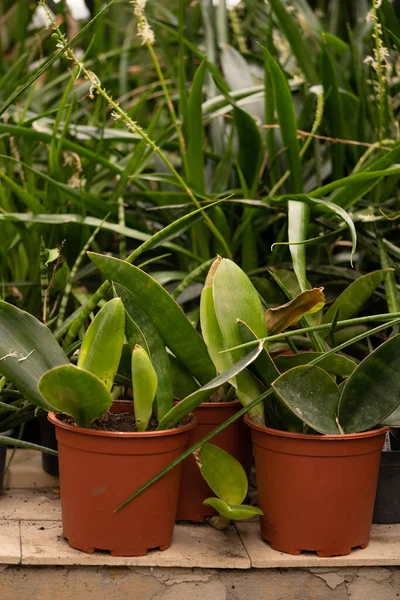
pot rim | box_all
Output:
[48,411,196,439]
[244,414,389,441]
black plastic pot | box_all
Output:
[39,416,59,476]
[373,451,400,524]
[0,430,12,495]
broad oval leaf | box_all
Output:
[203,498,263,521]
[131,345,158,432]
[322,269,392,326]
[274,352,357,378]
[114,283,173,420]
[197,443,248,505]
[339,334,400,433]
[272,365,341,434]
[38,365,113,428]
[0,301,68,411]
[157,344,263,430]
[77,298,125,391]
[88,253,215,385]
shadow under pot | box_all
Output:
[48,401,196,556]
[176,401,252,523]
[373,451,400,524]
[245,415,388,558]
[0,429,12,495]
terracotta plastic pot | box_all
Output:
[373,451,400,524]
[49,402,196,556]
[246,415,388,557]
[176,401,252,522]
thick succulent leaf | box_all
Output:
[265,288,326,334]
[203,498,263,521]
[200,257,233,374]
[131,345,158,432]
[114,283,173,419]
[197,443,248,505]
[339,335,400,433]
[322,270,392,326]
[274,352,357,378]
[157,344,263,430]
[88,253,215,385]
[238,321,303,432]
[213,259,267,361]
[272,365,341,434]
[38,365,113,428]
[0,301,68,411]
[212,258,267,423]
[169,355,199,399]
[77,298,125,391]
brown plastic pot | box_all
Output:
[49,402,196,556]
[245,415,388,557]
[176,401,252,522]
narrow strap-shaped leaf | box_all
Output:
[114,283,173,419]
[157,343,263,430]
[89,253,215,385]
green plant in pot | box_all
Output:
[203,259,400,558]
[0,295,263,555]
[87,252,329,523]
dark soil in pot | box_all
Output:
[0,430,12,495]
[246,415,387,557]
[373,451,400,524]
[49,401,196,556]
[176,401,252,522]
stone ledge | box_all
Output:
[1,450,400,569]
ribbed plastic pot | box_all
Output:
[176,401,252,522]
[373,451,400,524]
[48,402,196,556]
[39,416,59,476]
[245,415,388,557]
[0,429,12,495]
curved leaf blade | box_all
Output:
[77,298,125,391]
[131,345,158,432]
[38,365,113,428]
[197,443,248,505]
[88,253,215,385]
[272,365,341,434]
[203,498,263,521]
[0,301,68,411]
[339,335,400,433]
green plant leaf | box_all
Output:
[38,365,113,428]
[88,253,215,385]
[157,343,263,430]
[203,498,263,521]
[339,335,400,433]
[234,107,264,196]
[272,365,341,434]
[197,443,248,504]
[114,283,173,420]
[0,301,69,411]
[274,353,357,378]
[263,48,307,291]
[322,269,392,326]
[131,345,158,432]
[77,298,125,391]
[187,60,206,193]
[265,288,326,334]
